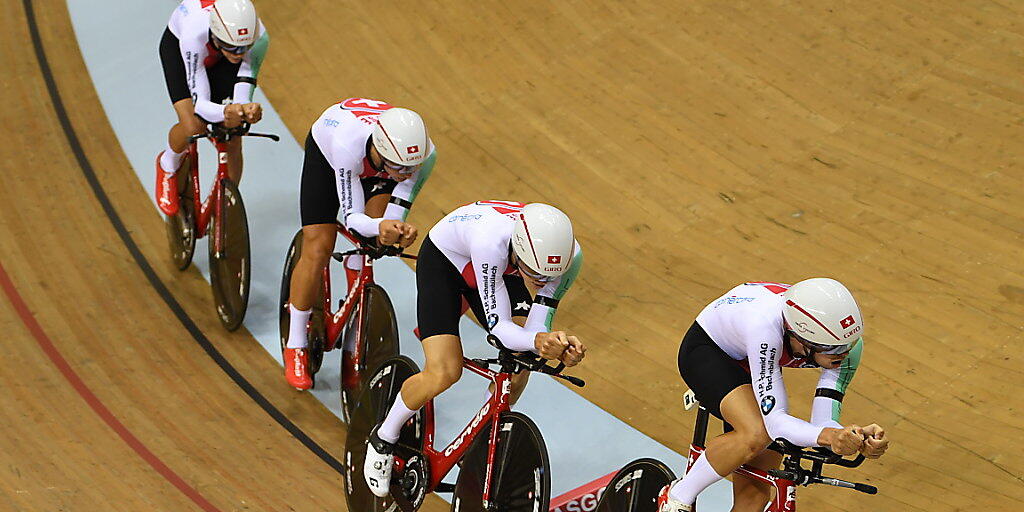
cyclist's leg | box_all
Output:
[669,323,770,506]
[375,234,467,443]
[158,29,203,178]
[286,132,340,348]
[730,448,783,512]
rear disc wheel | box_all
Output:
[209,178,250,331]
[344,356,423,512]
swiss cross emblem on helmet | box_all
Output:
[547,256,561,264]
[840,315,856,328]
[406,145,419,154]
[238,28,249,35]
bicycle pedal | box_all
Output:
[435,482,455,493]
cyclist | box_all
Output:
[362,200,586,497]
[658,279,890,512]
[156,0,269,216]
[282,98,436,390]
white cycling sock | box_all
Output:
[160,143,185,174]
[378,390,417,443]
[286,305,311,349]
[669,452,725,505]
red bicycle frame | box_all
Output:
[183,136,230,255]
[321,226,376,351]
[394,357,514,502]
[686,444,797,512]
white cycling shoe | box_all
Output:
[656,480,693,512]
[363,426,395,498]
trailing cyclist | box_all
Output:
[156,0,269,216]
[362,200,586,497]
[659,279,890,512]
[282,98,436,390]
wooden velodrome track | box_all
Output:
[2,0,1021,511]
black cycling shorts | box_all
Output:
[299,131,398,226]
[160,27,241,106]
[677,321,751,421]
[416,236,531,340]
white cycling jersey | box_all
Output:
[310,98,435,237]
[428,201,583,352]
[167,0,268,122]
[696,282,862,447]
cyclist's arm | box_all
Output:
[469,237,541,352]
[810,338,863,427]
[525,242,583,331]
[180,40,225,123]
[232,29,269,103]
[748,330,826,448]
[384,146,436,221]
[335,150,381,237]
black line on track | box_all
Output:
[23,0,345,476]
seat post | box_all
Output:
[692,406,710,449]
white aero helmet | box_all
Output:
[782,278,863,351]
[511,203,576,278]
[209,0,260,47]
[372,108,429,167]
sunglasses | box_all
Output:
[513,256,554,283]
[790,331,857,355]
[381,158,420,175]
[213,37,250,55]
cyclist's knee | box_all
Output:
[737,428,772,459]
[186,116,205,136]
[301,230,335,268]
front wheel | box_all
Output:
[208,178,250,331]
[341,283,400,423]
[343,357,424,512]
[453,411,550,512]
[594,458,676,512]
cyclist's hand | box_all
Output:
[560,335,586,367]
[534,331,570,360]
[397,223,418,248]
[827,425,865,456]
[223,104,245,128]
[242,103,263,123]
[378,220,416,247]
[858,424,889,459]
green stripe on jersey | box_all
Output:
[245,32,270,101]
[831,337,863,421]
[400,150,437,221]
[544,247,584,330]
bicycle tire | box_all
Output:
[164,158,196,270]
[593,458,676,512]
[277,230,326,376]
[208,178,250,331]
[344,356,423,512]
[452,411,550,512]
[341,283,400,423]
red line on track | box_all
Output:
[0,260,223,512]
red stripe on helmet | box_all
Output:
[786,299,841,341]
[376,120,405,164]
[519,213,541,268]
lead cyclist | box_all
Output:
[658,279,890,512]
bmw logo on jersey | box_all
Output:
[760,395,776,415]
